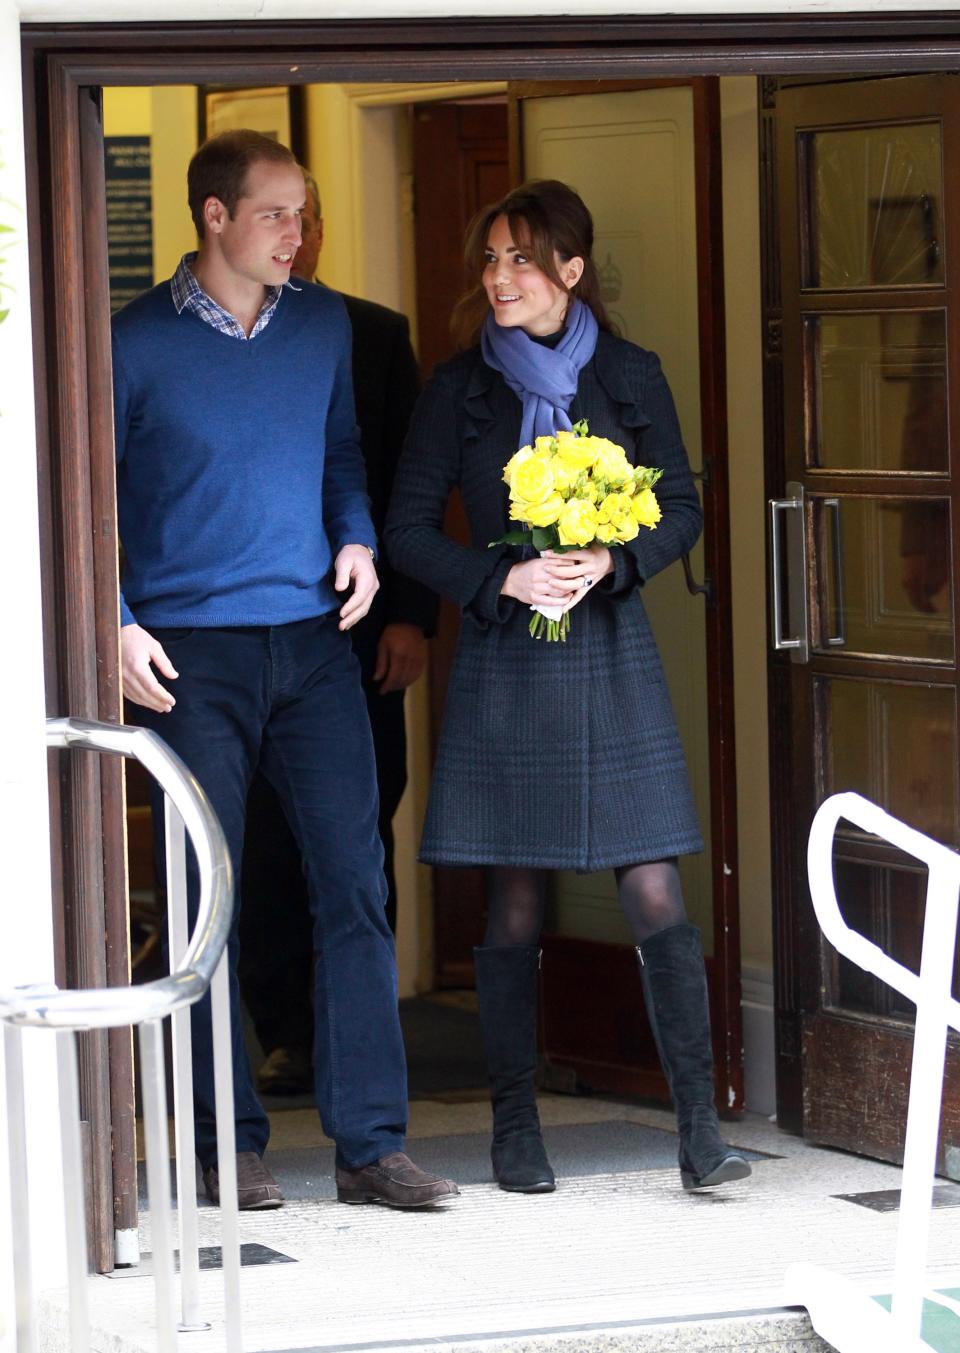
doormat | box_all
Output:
[104,1242,295,1278]
[835,1183,960,1213]
[261,1119,768,1202]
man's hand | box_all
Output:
[335,544,380,631]
[373,623,428,694]
[121,623,178,713]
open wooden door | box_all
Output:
[766,74,960,1168]
[509,79,742,1109]
[413,99,510,987]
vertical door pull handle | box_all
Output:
[824,497,846,647]
[769,482,809,663]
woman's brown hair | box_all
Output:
[451,179,612,349]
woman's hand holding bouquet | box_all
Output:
[492,422,662,641]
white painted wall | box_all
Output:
[14,0,960,18]
[0,2,67,1345]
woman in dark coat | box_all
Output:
[386,180,750,1197]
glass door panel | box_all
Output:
[803,122,944,289]
[828,852,928,1020]
[806,310,948,472]
[812,494,953,661]
[817,675,958,846]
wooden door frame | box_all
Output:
[22,11,960,1267]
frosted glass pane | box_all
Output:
[808,311,947,471]
[806,122,943,288]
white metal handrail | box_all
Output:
[786,790,960,1353]
[2,717,243,1353]
[1,718,232,1029]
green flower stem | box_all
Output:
[529,610,572,642]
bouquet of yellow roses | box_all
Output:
[491,421,662,641]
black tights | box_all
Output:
[482,860,687,949]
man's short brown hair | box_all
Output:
[187,130,298,237]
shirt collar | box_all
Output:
[170,251,302,328]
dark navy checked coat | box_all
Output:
[385,329,704,871]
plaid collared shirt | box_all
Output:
[170,251,301,340]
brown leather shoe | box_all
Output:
[336,1151,459,1208]
[202,1151,283,1210]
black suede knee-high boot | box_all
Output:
[637,923,751,1191]
[474,945,556,1193]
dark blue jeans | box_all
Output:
[135,614,407,1170]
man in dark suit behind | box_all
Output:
[238,171,438,1095]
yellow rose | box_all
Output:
[510,455,555,505]
[632,488,662,528]
[555,432,596,474]
[524,493,564,527]
[502,445,534,489]
[558,498,599,547]
[615,515,640,543]
[552,459,577,494]
[595,521,618,544]
[591,438,633,484]
[534,435,557,454]
[597,492,634,528]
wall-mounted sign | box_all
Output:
[105,136,153,312]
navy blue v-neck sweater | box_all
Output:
[112,280,376,628]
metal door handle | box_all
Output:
[681,552,711,601]
[769,482,809,663]
[824,497,846,646]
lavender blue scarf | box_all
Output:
[480,297,599,449]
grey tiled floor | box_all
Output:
[39,1094,960,1351]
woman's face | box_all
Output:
[482,214,583,337]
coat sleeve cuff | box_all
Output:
[464,557,517,626]
[599,545,640,598]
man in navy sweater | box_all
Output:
[114,129,457,1211]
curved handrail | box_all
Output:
[0,717,233,1030]
[807,790,960,1030]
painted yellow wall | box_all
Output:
[102,85,151,136]
[103,86,198,282]
[303,84,364,296]
[149,88,199,278]
[721,77,773,974]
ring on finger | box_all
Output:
[581,575,594,589]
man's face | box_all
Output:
[292,190,323,282]
[206,159,305,289]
